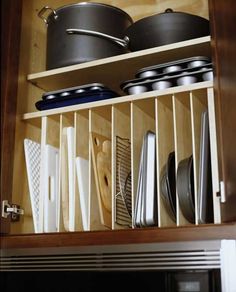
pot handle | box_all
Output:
[66,28,129,49]
[38,6,58,25]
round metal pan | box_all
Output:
[177,155,195,223]
[160,152,176,222]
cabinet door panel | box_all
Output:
[0,0,22,233]
[209,0,236,221]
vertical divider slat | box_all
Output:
[155,98,161,227]
[74,112,83,231]
[88,109,92,230]
[39,116,47,233]
[131,99,156,228]
[112,104,132,229]
[172,93,193,226]
[111,106,115,230]
[59,113,74,232]
[190,92,199,225]
[130,102,135,228]
[207,88,221,223]
[89,108,111,231]
[58,114,65,232]
[156,96,176,227]
[190,89,208,225]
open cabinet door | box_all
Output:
[0,0,22,234]
[208,0,236,222]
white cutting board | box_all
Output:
[41,144,59,233]
[24,139,41,233]
[76,157,89,231]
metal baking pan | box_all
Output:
[135,56,211,78]
[160,151,176,222]
[198,110,213,224]
[35,90,119,111]
[177,155,195,223]
[121,67,213,95]
[134,131,157,227]
[42,83,109,101]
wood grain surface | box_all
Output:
[1,223,236,250]
[90,132,112,228]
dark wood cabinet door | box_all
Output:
[209,0,236,222]
[0,0,22,234]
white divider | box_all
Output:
[131,99,156,228]
[190,89,208,225]
[89,107,112,231]
[112,104,131,230]
[207,88,221,223]
[155,96,176,227]
[40,116,60,233]
[74,111,90,231]
[172,93,193,226]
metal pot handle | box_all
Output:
[66,28,129,49]
[38,6,58,25]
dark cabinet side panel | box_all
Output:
[209,0,236,221]
[0,0,22,234]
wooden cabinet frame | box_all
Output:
[1,0,236,251]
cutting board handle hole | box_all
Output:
[94,137,100,147]
[104,175,109,186]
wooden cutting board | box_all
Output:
[90,132,112,228]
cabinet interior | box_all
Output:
[10,0,222,235]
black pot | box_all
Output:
[126,8,210,51]
[38,2,133,70]
[69,8,210,53]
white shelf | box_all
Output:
[23,81,213,120]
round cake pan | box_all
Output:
[127,85,147,95]
[176,155,195,223]
[163,65,182,74]
[139,70,158,78]
[176,75,197,86]
[202,70,213,81]
[187,60,208,68]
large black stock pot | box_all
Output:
[38,2,133,69]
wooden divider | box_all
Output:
[190,90,208,224]
[89,107,112,231]
[131,99,156,228]
[112,103,131,230]
[207,88,221,224]
[59,114,74,232]
[19,86,219,234]
[40,116,60,233]
[172,93,193,226]
[74,111,89,231]
[155,96,176,227]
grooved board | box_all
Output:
[24,139,41,233]
[90,132,112,228]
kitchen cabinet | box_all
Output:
[1,0,236,273]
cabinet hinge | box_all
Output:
[1,200,24,222]
[216,181,226,203]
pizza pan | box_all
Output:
[177,155,195,223]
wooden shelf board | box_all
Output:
[23,81,213,120]
[27,36,211,94]
[1,223,236,250]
